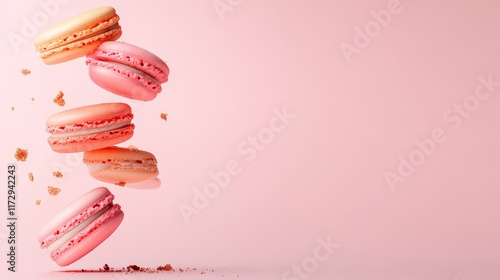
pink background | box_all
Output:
[1,0,500,279]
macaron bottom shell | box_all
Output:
[48,129,134,153]
[88,62,160,101]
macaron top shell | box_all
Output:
[46,103,132,128]
[38,187,114,248]
[87,41,169,83]
[34,6,119,51]
[83,146,157,163]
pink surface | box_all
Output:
[2,0,500,279]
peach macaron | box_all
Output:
[46,103,135,153]
[83,146,159,186]
[34,6,122,64]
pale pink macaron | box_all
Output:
[86,41,170,101]
[83,146,159,186]
[38,187,124,266]
[46,103,135,153]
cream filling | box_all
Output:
[87,162,156,173]
[77,22,120,42]
[52,121,131,138]
[46,204,111,254]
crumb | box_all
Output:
[36,199,41,205]
[21,68,31,75]
[127,265,140,271]
[201,271,205,274]
[11,106,14,110]
[160,113,168,121]
[47,186,61,196]
[115,181,126,187]
[179,268,184,272]
[28,172,34,182]
[128,145,138,151]
[15,148,28,161]
[157,264,173,271]
[53,171,63,178]
[103,264,110,271]
[53,91,65,106]
[31,97,35,101]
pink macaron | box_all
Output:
[46,103,135,153]
[83,146,159,186]
[38,187,124,266]
[86,41,170,101]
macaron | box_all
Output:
[46,103,135,153]
[34,6,122,65]
[86,41,170,101]
[83,146,159,185]
[38,187,124,266]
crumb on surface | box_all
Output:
[160,113,168,121]
[157,264,173,271]
[31,97,35,101]
[36,199,41,205]
[28,172,34,182]
[53,91,65,106]
[127,265,140,271]
[11,106,14,110]
[47,186,61,196]
[15,148,28,161]
[115,181,126,187]
[128,145,139,151]
[53,171,63,178]
[103,264,110,271]
[21,68,31,75]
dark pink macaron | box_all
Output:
[86,41,170,101]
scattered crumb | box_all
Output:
[36,199,41,205]
[103,264,110,271]
[53,91,65,106]
[53,171,63,178]
[179,269,184,272]
[21,68,31,75]
[11,107,14,110]
[157,264,173,271]
[28,172,34,182]
[127,145,138,151]
[31,97,35,101]
[127,265,140,271]
[15,148,28,161]
[160,113,168,121]
[47,186,61,196]
[115,181,126,187]
[201,271,205,274]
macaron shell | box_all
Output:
[41,28,122,65]
[83,146,157,162]
[91,167,159,184]
[87,41,169,83]
[54,209,124,266]
[34,7,118,46]
[48,127,134,153]
[46,103,132,127]
[88,62,159,101]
